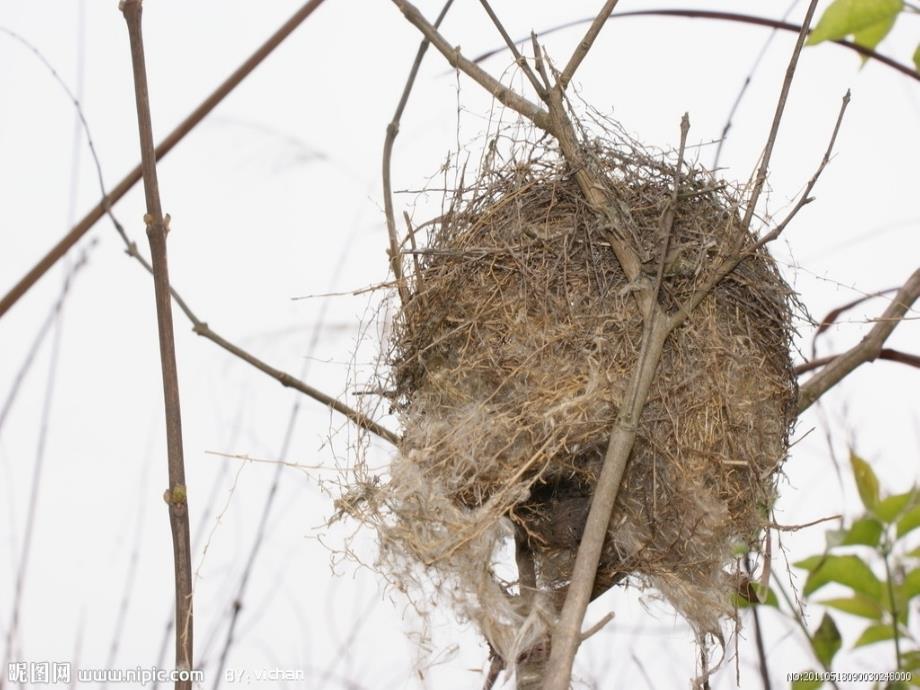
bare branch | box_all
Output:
[390,0,552,131]
[756,90,850,246]
[119,241,399,446]
[120,2,193,681]
[0,0,328,319]
[797,268,920,413]
[740,0,820,231]
[9,9,399,450]
[0,244,95,435]
[795,348,920,376]
[674,88,849,327]
[558,0,621,90]
[813,286,899,348]
[530,32,552,92]
[384,1,454,307]
[471,10,920,83]
[712,0,800,169]
[579,611,614,642]
[649,113,690,308]
[2,272,66,682]
[535,38,643,283]
[477,0,544,96]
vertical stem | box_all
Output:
[881,541,903,669]
[120,1,193,685]
[541,315,671,690]
[745,556,772,690]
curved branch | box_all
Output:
[795,348,920,375]
[383,0,454,307]
[472,9,920,83]
[390,0,552,130]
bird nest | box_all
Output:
[342,127,798,665]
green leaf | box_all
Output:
[818,594,883,620]
[877,490,918,523]
[914,43,920,72]
[898,506,920,538]
[733,583,780,608]
[807,0,903,46]
[796,555,828,571]
[852,12,898,52]
[853,622,896,647]
[901,650,920,670]
[812,613,843,667]
[803,554,882,599]
[901,568,920,600]
[792,671,824,690]
[851,452,881,512]
[836,516,884,547]
[906,546,920,558]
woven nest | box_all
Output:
[346,127,798,664]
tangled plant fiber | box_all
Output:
[344,122,798,670]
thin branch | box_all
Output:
[882,545,903,669]
[558,0,621,91]
[774,580,843,690]
[795,348,920,375]
[757,90,850,245]
[0,0,328,319]
[798,267,920,414]
[210,221,383,690]
[650,113,690,308]
[530,32,552,92]
[712,0,800,169]
[389,0,552,131]
[579,612,614,642]
[675,88,849,327]
[12,10,399,449]
[535,39,644,283]
[0,245,94,435]
[477,0,544,96]
[744,555,772,690]
[769,514,842,532]
[471,10,920,83]
[390,0,641,283]
[123,238,399,445]
[812,286,899,353]
[384,0,454,307]
[120,2,193,682]
[2,291,64,683]
[740,0,820,232]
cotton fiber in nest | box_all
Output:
[347,125,798,666]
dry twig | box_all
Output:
[470,9,920,83]
[384,0,455,307]
[797,267,920,413]
[120,2,194,682]
[10,9,399,449]
[0,0,328,319]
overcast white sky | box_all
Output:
[0,1,918,688]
